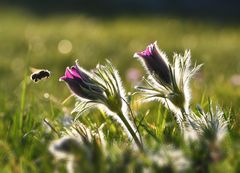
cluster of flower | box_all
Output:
[49,42,229,173]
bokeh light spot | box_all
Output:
[58,39,72,54]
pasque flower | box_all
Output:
[134,42,202,123]
[134,42,171,85]
[60,60,124,114]
[60,60,143,151]
[60,62,104,101]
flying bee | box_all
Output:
[30,67,51,82]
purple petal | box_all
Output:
[134,42,171,84]
[59,67,73,81]
[65,68,74,79]
[60,62,104,101]
[70,66,81,78]
[59,76,66,81]
[136,43,154,58]
[74,63,91,81]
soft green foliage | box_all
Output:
[0,7,240,173]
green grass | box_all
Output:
[1,7,240,172]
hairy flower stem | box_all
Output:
[181,108,188,122]
[117,111,144,152]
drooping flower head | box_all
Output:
[60,60,126,115]
[60,60,143,151]
[60,61,104,101]
[134,42,171,85]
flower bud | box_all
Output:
[60,62,104,101]
[134,42,171,84]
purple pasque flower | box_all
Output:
[60,61,104,101]
[135,43,202,125]
[134,42,171,85]
[60,61,143,151]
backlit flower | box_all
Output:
[60,60,143,151]
[134,41,171,85]
[134,42,202,124]
[60,61,104,101]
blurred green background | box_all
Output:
[1,1,240,109]
[0,1,240,172]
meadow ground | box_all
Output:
[0,7,240,172]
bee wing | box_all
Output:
[29,67,43,73]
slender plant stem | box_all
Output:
[120,96,143,144]
[181,108,187,122]
[117,111,144,152]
